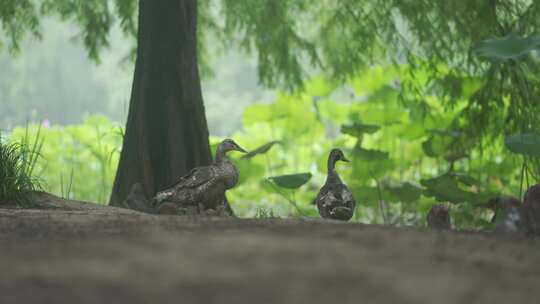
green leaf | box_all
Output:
[420,174,473,204]
[353,104,405,125]
[352,158,395,180]
[317,99,351,124]
[353,147,389,161]
[428,129,461,137]
[304,76,338,97]
[421,138,438,158]
[233,160,265,185]
[475,34,540,62]
[341,123,380,138]
[397,122,426,141]
[504,133,540,156]
[422,129,461,158]
[367,85,400,104]
[259,178,276,193]
[349,66,399,96]
[454,174,479,187]
[268,172,312,189]
[243,104,281,126]
[241,141,281,160]
[387,182,422,203]
[351,186,381,207]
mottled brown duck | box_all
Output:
[154,139,247,214]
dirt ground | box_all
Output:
[1,194,539,304]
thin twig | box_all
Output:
[519,159,526,200]
[373,175,388,225]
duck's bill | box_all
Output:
[235,145,248,153]
[341,157,350,162]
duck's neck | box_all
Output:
[215,146,228,164]
[327,156,339,179]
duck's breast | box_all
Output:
[220,160,239,189]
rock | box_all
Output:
[157,202,179,215]
[124,183,155,214]
[203,202,233,217]
[487,196,521,223]
[486,196,527,235]
[154,193,234,217]
[522,184,540,236]
[494,207,523,235]
[427,204,451,231]
[493,184,540,237]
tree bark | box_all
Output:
[110,0,212,206]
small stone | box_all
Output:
[522,184,540,236]
[487,196,521,223]
[157,202,178,215]
[494,207,523,235]
[427,204,451,231]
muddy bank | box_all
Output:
[0,206,539,304]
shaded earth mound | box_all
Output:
[1,198,539,304]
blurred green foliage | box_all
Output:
[4,0,540,228]
[3,1,540,143]
[5,61,536,230]
[8,115,122,203]
[0,128,43,206]
[224,64,527,230]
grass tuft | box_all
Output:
[0,128,43,207]
[255,207,277,219]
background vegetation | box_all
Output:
[6,61,536,229]
[0,19,272,136]
[2,1,540,230]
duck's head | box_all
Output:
[329,148,350,163]
[219,139,248,154]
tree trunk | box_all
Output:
[110,0,212,206]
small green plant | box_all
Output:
[255,207,277,219]
[267,173,313,216]
[60,167,75,200]
[0,131,42,206]
[504,133,540,199]
[9,115,122,204]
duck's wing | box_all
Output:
[329,206,354,221]
[315,187,337,219]
[154,166,215,204]
[340,184,356,209]
[323,183,355,207]
[173,165,216,189]
[315,184,332,207]
[319,191,338,208]
[324,184,355,221]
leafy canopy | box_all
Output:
[2,0,540,155]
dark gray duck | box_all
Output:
[154,139,247,213]
[315,149,356,221]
